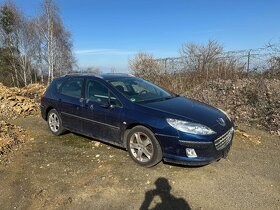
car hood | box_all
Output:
[141,96,229,128]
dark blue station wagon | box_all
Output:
[41,74,234,167]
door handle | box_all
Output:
[85,104,94,110]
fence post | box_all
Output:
[164,58,167,74]
[247,50,251,72]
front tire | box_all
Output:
[47,109,65,136]
[127,126,162,167]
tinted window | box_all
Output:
[45,77,65,97]
[87,80,108,103]
[86,80,121,106]
[109,91,122,107]
[60,78,83,98]
[50,77,65,92]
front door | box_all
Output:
[81,79,123,143]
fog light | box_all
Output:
[186,148,197,158]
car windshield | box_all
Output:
[107,77,176,103]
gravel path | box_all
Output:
[0,116,279,210]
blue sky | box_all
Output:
[2,0,280,72]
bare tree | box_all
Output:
[0,0,75,86]
[264,41,280,78]
[37,0,75,84]
[16,16,39,86]
[52,21,75,77]
[27,19,44,83]
[129,52,162,82]
[180,40,223,73]
[37,0,57,84]
[180,40,244,80]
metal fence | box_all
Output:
[155,48,280,74]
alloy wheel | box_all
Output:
[48,112,60,133]
[129,132,154,163]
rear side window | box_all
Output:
[60,78,84,98]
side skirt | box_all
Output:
[63,126,126,149]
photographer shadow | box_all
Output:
[140,177,191,210]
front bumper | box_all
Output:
[155,128,234,166]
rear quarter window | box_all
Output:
[60,78,84,98]
[45,77,66,98]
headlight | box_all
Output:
[166,118,216,135]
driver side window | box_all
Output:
[86,80,121,107]
[87,80,108,104]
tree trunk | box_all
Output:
[41,68,44,83]
[23,55,27,86]
[47,6,52,84]
[34,69,37,83]
[13,63,20,87]
[11,75,15,86]
[29,64,33,84]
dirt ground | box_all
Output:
[0,116,279,210]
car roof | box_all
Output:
[63,73,134,80]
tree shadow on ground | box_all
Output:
[140,177,191,210]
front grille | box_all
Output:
[214,127,234,151]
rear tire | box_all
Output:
[47,109,65,136]
[127,126,162,167]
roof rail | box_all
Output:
[62,72,135,79]
[63,73,100,77]
[100,73,133,76]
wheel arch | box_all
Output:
[122,123,157,149]
[45,106,54,120]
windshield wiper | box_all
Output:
[158,96,176,101]
[137,96,176,104]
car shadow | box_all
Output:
[140,177,191,210]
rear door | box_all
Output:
[58,77,84,132]
[81,79,123,143]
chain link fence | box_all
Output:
[156,48,280,74]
